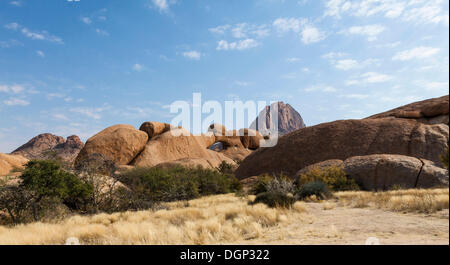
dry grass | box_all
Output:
[335,188,449,213]
[0,194,308,245]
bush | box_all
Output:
[216,161,235,175]
[251,174,274,194]
[297,166,359,191]
[440,147,449,169]
[20,160,93,212]
[297,181,331,200]
[118,166,242,203]
[252,192,296,208]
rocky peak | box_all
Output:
[11,133,84,164]
[250,101,306,136]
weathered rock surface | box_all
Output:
[295,155,448,190]
[250,101,306,136]
[367,95,449,125]
[11,133,84,164]
[139,121,171,139]
[75,124,148,166]
[0,153,28,176]
[239,128,264,150]
[235,118,449,178]
[131,128,235,169]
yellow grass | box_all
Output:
[0,194,308,245]
[335,188,449,213]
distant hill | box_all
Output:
[11,133,84,164]
[250,101,306,136]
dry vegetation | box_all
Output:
[0,194,307,245]
[0,188,448,245]
[335,188,449,213]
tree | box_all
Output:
[20,160,93,220]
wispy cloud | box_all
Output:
[346,72,393,85]
[36,50,45,58]
[3,98,29,106]
[339,25,385,41]
[273,17,325,44]
[4,22,63,44]
[183,50,202,60]
[216,39,260,51]
[392,46,440,61]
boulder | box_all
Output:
[131,128,234,169]
[0,153,28,176]
[367,95,449,125]
[215,130,244,148]
[208,123,227,136]
[235,118,449,178]
[221,147,253,162]
[295,155,448,190]
[239,128,264,149]
[75,124,148,166]
[295,159,344,177]
[139,121,171,139]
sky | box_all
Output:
[0,0,449,153]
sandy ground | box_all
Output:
[241,203,449,245]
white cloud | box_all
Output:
[81,17,92,24]
[10,1,21,6]
[415,80,449,92]
[151,0,170,12]
[3,98,29,106]
[273,18,325,44]
[340,25,385,41]
[286,57,300,63]
[210,23,270,39]
[347,72,393,85]
[132,64,144,72]
[392,46,440,61]
[95,29,109,36]
[216,39,260,51]
[0,84,25,94]
[235,81,252,86]
[0,39,23,48]
[183,51,202,60]
[209,25,230,35]
[342,94,370,99]
[36,50,45,58]
[334,59,359,70]
[304,85,337,93]
[273,18,304,33]
[70,107,108,120]
[4,22,20,30]
[321,52,347,59]
[4,22,63,44]
[324,0,449,26]
[301,25,326,44]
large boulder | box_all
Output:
[75,124,148,166]
[139,122,171,139]
[295,155,448,190]
[235,118,449,178]
[239,128,264,149]
[0,153,28,176]
[367,95,449,125]
[131,128,234,169]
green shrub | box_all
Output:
[297,181,331,200]
[297,166,359,191]
[252,192,296,208]
[20,160,93,211]
[440,147,449,169]
[118,165,242,203]
[216,161,235,175]
[251,174,274,194]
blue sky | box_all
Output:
[0,0,449,152]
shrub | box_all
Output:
[252,192,296,208]
[440,147,449,169]
[297,181,331,200]
[216,161,235,174]
[118,166,242,203]
[20,160,93,212]
[251,174,274,194]
[297,166,359,191]
[265,177,296,194]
